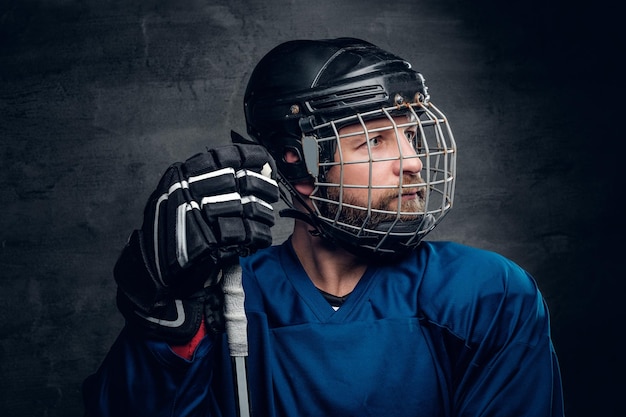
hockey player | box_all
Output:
[83,38,564,416]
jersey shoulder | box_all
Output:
[416,241,544,343]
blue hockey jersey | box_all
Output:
[83,240,564,417]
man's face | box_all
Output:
[322,115,427,227]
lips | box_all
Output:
[400,192,418,201]
[401,185,426,200]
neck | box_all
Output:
[290,218,367,297]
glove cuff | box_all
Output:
[116,287,206,345]
[114,230,166,312]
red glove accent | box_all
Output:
[170,318,207,360]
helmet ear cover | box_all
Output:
[265,133,314,186]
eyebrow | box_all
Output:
[338,115,415,140]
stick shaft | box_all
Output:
[222,262,251,417]
[232,356,251,417]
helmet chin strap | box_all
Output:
[374,213,436,235]
[278,208,323,238]
[276,171,327,234]
[279,207,316,228]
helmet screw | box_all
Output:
[394,94,404,106]
[290,104,300,114]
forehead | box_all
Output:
[337,114,415,135]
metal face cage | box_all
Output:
[302,99,457,257]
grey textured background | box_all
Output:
[1,0,623,416]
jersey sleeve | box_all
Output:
[454,288,564,416]
[82,325,223,417]
[419,243,565,417]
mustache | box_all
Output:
[376,175,427,201]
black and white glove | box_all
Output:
[114,142,279,344]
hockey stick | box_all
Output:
[222,261,251,417]
[220,130,273,416]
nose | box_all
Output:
[394,136,423,175]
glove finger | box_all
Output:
[200,191,243,222]
[244,219,273,249]
[236,143,279,205]
[217,217,247,246]
[236,143,278,175]
[212,145,246,170]
[183,151,219,175]
[237,169,279,204]
[211,143,277,173]
[184,156,244,226]
[242,195,275,226]
[188,166,238,198]
[185,151,238,201]
[213,247,241,263]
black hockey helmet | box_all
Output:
[243,38,456,259]
[244,37,430,184]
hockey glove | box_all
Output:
[114,143,279,343]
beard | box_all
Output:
[318,175,427,231]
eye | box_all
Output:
[364,136,382,148]
[405,129,423,150]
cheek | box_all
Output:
[326,162,393,202]
[343,161,394,187]
[294,181,315,196]
[326,164,367,185]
